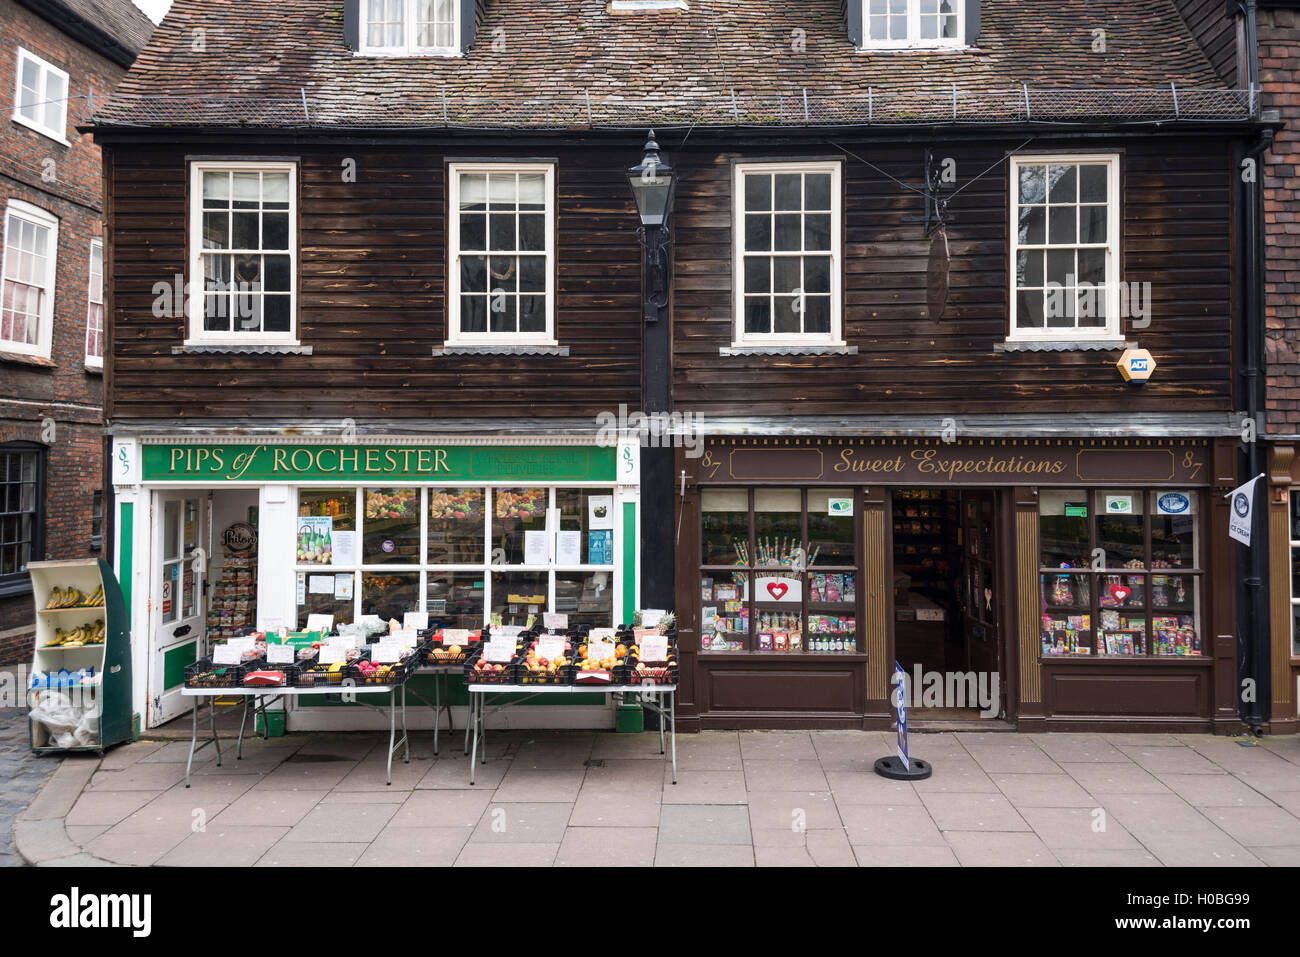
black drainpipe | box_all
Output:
[1235,0,1273,734]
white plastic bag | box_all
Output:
[28,689,79,738]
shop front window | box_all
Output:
[295,485,620,630]
[701,487,857,653]
[1039,489,1202,657]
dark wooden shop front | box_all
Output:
[671,437,1242,733]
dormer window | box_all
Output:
[359,0,459,55]
[854,0,972,50]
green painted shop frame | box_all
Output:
[126,439,640,729]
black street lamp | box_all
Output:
[627,131,678,616]
[627,130,677,323]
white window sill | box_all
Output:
[0,349,54,367]
[996,338,1132,354]
[84,360,103,374]
[353,49,463,58]
[434,343,569,357]
[856,44,972,54]
[174,343,311,355]
[722,344,856,356]
[11,114,70,147]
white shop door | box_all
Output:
[149,493,206,726]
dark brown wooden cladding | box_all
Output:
[671,136,1236,418]
[107,146,644,420]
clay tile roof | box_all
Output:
[25,0,156,61]
[95,0,1245,130]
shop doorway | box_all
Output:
[148,491,207,725]
[891,488,1003,719]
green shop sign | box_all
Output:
[142,444,616,483]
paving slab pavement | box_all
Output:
[7,724,1300,866]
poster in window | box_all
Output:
[588,495,614,529]
[587,529,613,565]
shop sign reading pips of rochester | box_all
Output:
[698,441,1210,487]
[141,444,616,483]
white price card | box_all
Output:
[543,612,568,631]
[213,645,242,665]
[266,644,295,665]
[403,612,428,631]
[589,627,617,642]
[227,637,255,653]
[587,637,616,662]
[484,637,516,663]
[497,625,524,639]
[318,645,344,665]
[640,609,666,628]
[536,636,566,661]
[441,628,471,645]
[372,643,403,664]
[306,614,334,635]
[639,635,669,663]
[397,628,418,648]
[309,575,334,595]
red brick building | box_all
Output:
[0,0,153,664]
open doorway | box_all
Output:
[891,488,1003,719]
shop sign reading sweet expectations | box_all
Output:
[141,444,617,483]
[700,442,1209,487]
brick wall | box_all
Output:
[1262,7,1300,433]
[0,0,132,663]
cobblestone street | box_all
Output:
[0,707,58,868]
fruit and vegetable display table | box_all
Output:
[180,627,427,787]
[463,624,679,784]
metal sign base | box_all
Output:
[874,756,933,780]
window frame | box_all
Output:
[1007,151,1122,343]
[446,161,558,347]
[0,442,46,599]
[85,237,104,369]
[0,199,59,359]
[11,47,70,145]
[858,0,965,50]
[186,160,299,347]
[359,0,461,56]
[731,160,844,349]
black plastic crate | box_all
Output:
[517,660,576,685]
[465,653,518,684]
[185,658,260,689]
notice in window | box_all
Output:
[524,529,549,565]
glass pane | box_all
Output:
[1048,205,1076,245]
[804,295,830,334]
[1018,165,1046,204]
[460,173,488,210]
[807,489,855,566]
[162,561,179,624]
[773,257,800,295]
[1150,491,1197,568]
[1096,602,1145,656]
[460,213,486,250]
[297,584,353,630]
[363,488,420,564]
[555,488,615,565]
[805,173,831,211]
[1079,205,1107,244]
[744,297,770,335]
[773,295,799,335]
[1047,164,1077,204]
[1096,490,1143,567]
[360,571,420,622]
[753,488,801,568]
[1018,205,1045,245]
[1039,490,1089,568]
[426,571,485,631]
[1040,574,1092,654]
[1015,290,1044,329]
[804,256,830,294]
[1079,164,1108,203]
[491,570,548,627]
[493,488,548,564]
[702,488,748,565]
[805,581,853,652]
[202,171,229,202]
[297,489,356,565]
[774,214,801,251]
[744,173,771,212]
[774,174,801,211]
[461,254,487,292]
[555,572,615,629]
[757,602,803,652]
[232,172,260,205]
[804,214,831,251]
[1152,586,1201,655]
[263,172,290,204]
[744,257,770,294]
[427,488,485,564]
[164,500,180,560]
[701,571,750,651]
[745,214,772,252]
[518,173,546,208]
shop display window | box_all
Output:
[295,485,621,631]
[1039,489,1202,657]
[701,488,857,653]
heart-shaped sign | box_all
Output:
[1108,584,1131,603]
[766,582,789,600]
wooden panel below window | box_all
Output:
[1044,665,1210,718]
[703,661,863,713]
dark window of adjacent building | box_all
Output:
[91,490,103,552]
[0,443,44,597]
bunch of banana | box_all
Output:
[46,620,105,648]
[86,584,104,606]
[44,586,87,609]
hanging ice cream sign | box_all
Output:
[755,576,802,603]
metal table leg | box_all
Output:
[670,689,677,785]
[236,696,250,759]
[468,692,479,786]
[185,698,198,788]
[658,690,666,755]
[463,686,472,755]
[432,668,441,756]
[401,684,410,764]
[386,687,396,785]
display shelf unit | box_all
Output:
[27,558,133,754]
